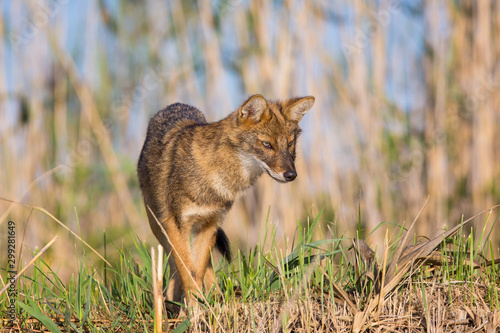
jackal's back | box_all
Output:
[145,103,206,143]
[137,103,206,205]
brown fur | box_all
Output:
[137,94,315,306]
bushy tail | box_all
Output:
[215,228,231,261]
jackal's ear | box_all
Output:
[284,96,315,122]
[239,94,269,123]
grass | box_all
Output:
[1,206,500,332]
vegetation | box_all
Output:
[1,206,499,332]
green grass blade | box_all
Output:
[17,301,62,333]
[481,210,500,253]
[172,317,191,333]
[81,276,93,327]
[306,208,324,243]
[64,302,78,331]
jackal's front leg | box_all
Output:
[162,218,202,302]
[192,224,219,289]
[145,208,184,303]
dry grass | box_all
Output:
[183,283,499,333]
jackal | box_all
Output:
[137,94,314,306]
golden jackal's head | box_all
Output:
[232,94,315,183]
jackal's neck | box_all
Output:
[192,115,263,201]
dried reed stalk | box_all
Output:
[151,245,164,333]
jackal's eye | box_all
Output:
[261,141,273,150]
[288,141,294,148]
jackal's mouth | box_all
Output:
[266,170,288,183]
[250,157,289,183]
[262,167,288,183]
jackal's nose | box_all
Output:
[284,170,297,182]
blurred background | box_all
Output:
[1,0,499,280]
